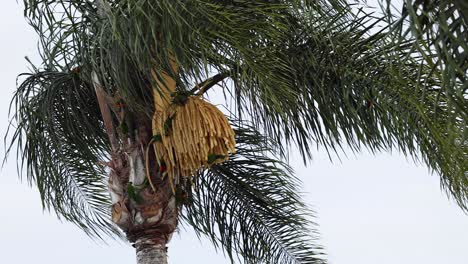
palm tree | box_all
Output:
[5,0,466,263]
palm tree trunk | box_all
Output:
[135,238,168,264]
[93,74,178,262]
[109,139,178,264]
[107,139,178,264]
[91,2,180,262]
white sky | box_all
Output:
[1,1,467,264]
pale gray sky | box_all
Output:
[1,1,467,264]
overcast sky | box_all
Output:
[1,1,467,264]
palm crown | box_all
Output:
[6,0,467,263]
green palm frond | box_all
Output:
[182,123,325,264]
[6,69,120,238]
[379,0,467,91]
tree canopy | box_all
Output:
[6,1,467,263]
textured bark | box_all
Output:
[107,120,179,257]
[96,95,178,264]
[136,238,167,264]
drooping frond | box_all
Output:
[222,6,467,209]
[6,70,120,238]
[182,123,325,264]
[379,0,466,95]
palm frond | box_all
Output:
[224,7,468,209]
[379,0,467,91]
[6,69,120,238]
[182,123,325,264]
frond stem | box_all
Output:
[191,71,231,96]
[92,71,119,152]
